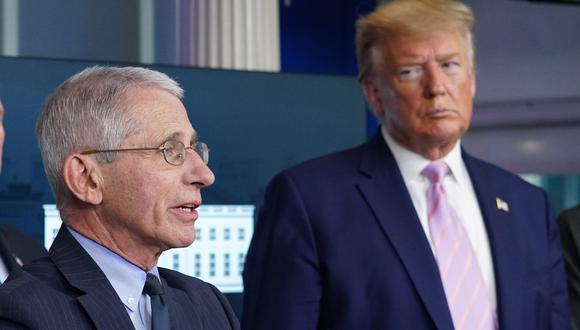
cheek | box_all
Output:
[108,169,163,210]
[148,174,179,214]
[458,87,475,117]
[391,94,422,122]
[453,74,475,98]
[392,84,423,107]
[106,178,142,219]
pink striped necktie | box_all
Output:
[422,161,495,330]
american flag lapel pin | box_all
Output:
[496,197,509,212]
[12,254,23,267]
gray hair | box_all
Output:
[36,66,184,205]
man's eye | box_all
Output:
[165,146,179,157]
[398,67,422,81]
[441,61,460,74]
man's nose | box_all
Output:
[424,64,446,98]
[196,162,215,187]
[186,148,215,187]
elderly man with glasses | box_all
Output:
[0,66,239,330]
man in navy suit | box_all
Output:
[242,0,569,329]
[0,67,239,329]
[0,99,47,283]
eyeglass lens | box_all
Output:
[162,140,209,165]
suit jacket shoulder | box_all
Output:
[0,223,47,265]
[463,151,569,329]
[0,257,99,329]
[0,227,134,330]
[556,204,580,330]
[558,205,580,228]
[159,267,240,329]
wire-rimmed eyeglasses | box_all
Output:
[80,140,209,166]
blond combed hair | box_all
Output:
[356,0,475,80]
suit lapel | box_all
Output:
[162,277,202,329]
[49,225,135,329]
[356,134,454,329]
[463,153,522,329]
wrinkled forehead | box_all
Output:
[370,29,473,71]
[123,87,196,144]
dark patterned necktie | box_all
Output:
[143,273,170,330]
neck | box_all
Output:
[388,131,458,161]
[66,212,160,271]
[412,142,455,161]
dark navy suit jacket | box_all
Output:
[0,225,240,329]
[242,132,569,330]
[0,223,47,274]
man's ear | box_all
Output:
[361,77,384,118]
[62,154,103,205]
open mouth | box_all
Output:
[178,205,195,212]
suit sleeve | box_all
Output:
[557,206,580,330]
[545,192,572,329]
[242,173,321,330]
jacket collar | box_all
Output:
[49,225,135,329]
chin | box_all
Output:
[164,229,196,249]
[184,233,198,245]
[173,234,195,248]
[429,124,465,139]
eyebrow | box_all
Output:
[435,53,461,62]
[395,52,461,67]
[164,131,198,144]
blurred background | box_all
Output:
[0,0,579,318]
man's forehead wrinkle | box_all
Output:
[145,130,198,146]
[167,130,198,141]
[436,52,460,60]
[395,52,460,66]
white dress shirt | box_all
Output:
[381,127,497,313]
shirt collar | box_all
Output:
[381,126,465,184]
[67,226,160,312]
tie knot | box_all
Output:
[143,273,164,296]
[422,161,450,184]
